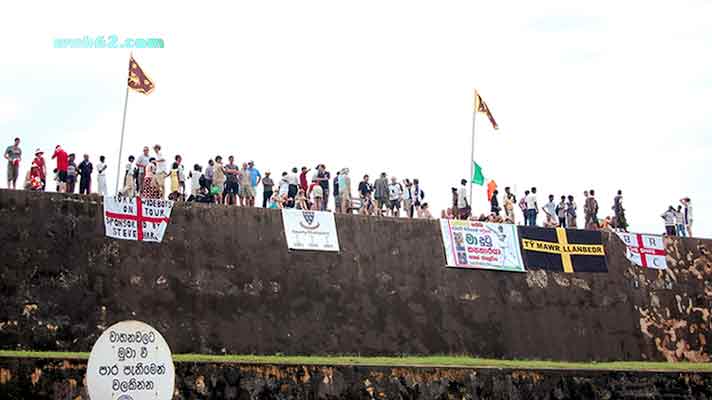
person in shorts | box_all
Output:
[388,176,403,217]
[238,162,252,207]
[223,156,240,205]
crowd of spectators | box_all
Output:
[3,138,695,233]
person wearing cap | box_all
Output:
[51,144,68,192]
[32,149,47,191]
[25,160,43,191]
[261,171,274,208]
[246,160,261,207]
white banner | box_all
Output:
[617,232,667,269]
[440,220,525,272]
[104,196,174,243]
[282,209,340,251]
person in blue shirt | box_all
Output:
[246,160,261,207]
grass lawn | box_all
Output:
[0,351,710,372]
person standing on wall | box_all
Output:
[542,194,557,227]
[223,155,239,206]
[4,137,22,190]
[412,179,425,217]
[339,168,352,214]
[661,206,677,236]
[680,197,693,237]
[373,172,389,216]
[525,187,538,226]
[490,189,500,216]
[96,155,108,195]
[584,189,599,230]
[675,205,687,237]
[261,171,274,208]
[153,145,167,198]
[566,195,577,228]
[556,195,567,228]
[518,190,529,225]
[32,149,46,191]
[387,176,402,217]
[457,179,469,220]
[77,154,93,194]
[52,144,69,192]
[66,154,77,193]
[246,161,261,207]
[122,155,136,197]
[175,155,186,200]
[612,190,628,232]
[135,146,150,193]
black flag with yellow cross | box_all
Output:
[518,227,608,273]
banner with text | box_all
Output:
[282,209,340,251]
[104,196,174,242]
[439,220,525,272]
[617,232,667,269]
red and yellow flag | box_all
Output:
[474,90,498,130]
[128,56,155,95]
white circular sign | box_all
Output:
[87,320,175,400]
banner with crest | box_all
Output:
[281,209,340,252]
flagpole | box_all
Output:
[469,89,477,207]
[115,82,129,195]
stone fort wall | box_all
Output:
[0,190,709,362]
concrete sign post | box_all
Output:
[87,320,175,400]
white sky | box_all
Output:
[1,0,710,236]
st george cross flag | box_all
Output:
[617,232,667,269]
[104,196,174,242]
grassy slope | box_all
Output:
[0,351,710,372]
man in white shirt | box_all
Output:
[388,176,403,217]
[96,155,108,195]
[175,154,186,198]
[153,144,167,198]
[135,146,150,192]
[122,155,136,197]
[542,194,557,227]
[286,167,299,207]
[457,179,469,220]
[525,187,538,226]
[680,197,693,237]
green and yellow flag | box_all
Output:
[518,227,608,273]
